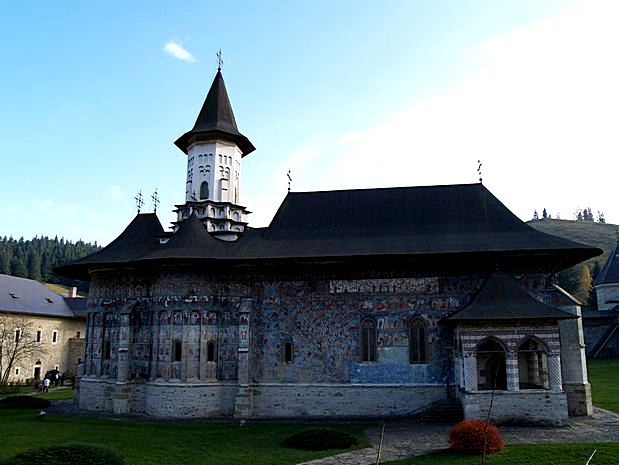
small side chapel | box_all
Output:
[58,67,601,425]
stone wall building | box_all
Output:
[0,274,86,383]
[57,70,601,425]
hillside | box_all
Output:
[527,219,617,271]
[527,219,617,305]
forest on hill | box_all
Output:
[0,236,100,289]
[528,218,618,307]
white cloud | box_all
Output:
[105,184,123,200]
[163,41,196,63]
[265,0,619,224]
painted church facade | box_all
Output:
[58,70,600,425]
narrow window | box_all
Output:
[36,330,42,342]
[102,340,111,360]
[207,341,216,362]
[408,318,429,364]
[360,319,377,362]
[200,181,209,200]
[283,341,294,363]
[15,329,21,343]
[76,331,81,339]
[172,340,182,362]
[52,330,58,344]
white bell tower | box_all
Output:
[173,65,255,241]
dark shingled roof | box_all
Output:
[55,213,163,273]
[0,274,83,318]
[594,238,619,286]
[445,271,576,322]
[56,183,602,280]
[174,70,255,156]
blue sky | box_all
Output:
[1,0,616,245]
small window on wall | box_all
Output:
[360,319,377,362]
[36,330,42,342]
[172,340,182,362]
[52,330,58,344]
[207,341,217,362]
[76,331,81,339]
[15,329,21,343]
[283,341,294,363]
[408,318,429,364]
[102,340,111,360]
[15,368,20,375]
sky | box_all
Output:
[0,0,617,245]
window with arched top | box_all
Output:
[476,338,507,390]
[518,337,549,389]
[172,340,182,362]
[408,318,429,364]
[283,341,294,363]
[207,341,217,362]
[199,181,209,200]
[360,319,377,362]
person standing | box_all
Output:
[43,377,50,393]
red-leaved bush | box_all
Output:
[448,419,504,455]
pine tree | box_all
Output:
[597,211,606,223]
[532,210,539,220]
[542,208,548,219]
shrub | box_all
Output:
[448,419,504,455]
[282,428,358,451]
[0,395,50,409]
[3,443,124,465]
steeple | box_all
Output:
[173,67,253,241]
[174,70,255,156]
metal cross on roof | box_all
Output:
[134,190,144,214]
[287,169,292,192]
[217,49,223,71]
[151,189,160,213]
[477,160,483,183]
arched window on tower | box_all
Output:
[199,181,209,200]
[360,319,377,362]
[408,318,429,364]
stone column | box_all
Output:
[463,354,477,392]
[558,306,593,416]
[547,354,563,391]
[150,311,160,380]
[234,298,254,418]
[506,351,519,391]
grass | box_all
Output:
[587,358,619,414]
[0,409,369,465]
[386,443,619,465]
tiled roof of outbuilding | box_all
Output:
[0,274,83,318]
[594,238,619,286]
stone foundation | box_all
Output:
[78,378,447,418]
[461,390,568,426]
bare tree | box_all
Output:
[0,315,46,385]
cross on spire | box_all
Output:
[216,49,223,71]
[477,160,483,183]
[134,190,144,214]
[287,169,292,192]
[151,189,160,213]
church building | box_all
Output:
[57,68,601,425]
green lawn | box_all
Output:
[386,443,619,465]
[0,409,369,465]
[587,358,619,414]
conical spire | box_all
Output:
[174,70,255,156]
[594,235,619,286]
